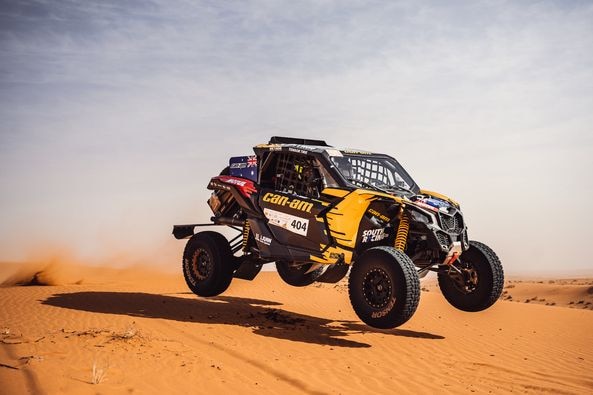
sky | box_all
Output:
[1,0,592,274]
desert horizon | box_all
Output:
[3,258,593,285]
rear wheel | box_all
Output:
[276,261,323,287]
[182,231,235,297]
[348,247,420,329]
[438,240,504,312]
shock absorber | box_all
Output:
[394,206,410,252]
[242,220,251,251]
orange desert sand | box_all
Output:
[1,262,592,394]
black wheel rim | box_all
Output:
[191,248,213,280]
[362,268,393,308]
[449,259,479,294]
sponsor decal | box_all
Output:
[424,198,448,209]
[326,149,343,157]
[412,200,439,213]
[371,297,396,319]
[367,208,390,223]
[264,208,309,236]
[413,197,452,214]
[341,149,372,155]
[255,233,272,246]
[230,163,245,169]
[293,144,313,151]
[208,181,230,191]
[213,176,257,197]
[361,228,388,243]
[224,178,247,187]
[262,192,313,213]
[183,258,197,286]
[288,147,308,154]
[256,143,281,149]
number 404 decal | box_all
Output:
[290,219,307,233]
[263,208,309,236]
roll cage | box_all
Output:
[253,138,420,195]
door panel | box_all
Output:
[258,189,330,252]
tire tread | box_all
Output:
[438,240,504,312]
[348,246,420,328]
[182,231,234,297]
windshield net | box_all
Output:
[330,155,416,192]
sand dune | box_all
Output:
[501,279,593,309]
[1,264,592,394]
[419,277,593,311]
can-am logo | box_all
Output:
[362,228,387,243]
[262,193,313,213]
[367,208,390,223]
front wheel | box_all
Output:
[182,231,235,297]
[348,247,420,329]
[438,240,504,312]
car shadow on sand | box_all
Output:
[41,292,444,348]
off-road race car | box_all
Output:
[173,136,504,329]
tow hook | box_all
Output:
[443,241,462,266]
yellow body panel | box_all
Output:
[310,188,403,264]
[310,246,354,265]
[321,188,351,198]
[312,187,458,264]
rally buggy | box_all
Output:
[173,136,504,329]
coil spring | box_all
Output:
[242,220,250,251]
[394,214,410,251]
